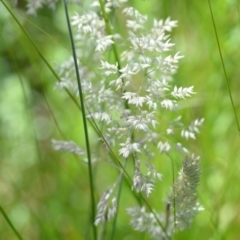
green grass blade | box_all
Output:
[98,0,122,71]
[167,154,176,231]
[62,1,97,239]
[110,159,127,240]
[208,0,240,135]
[0,205,24,240]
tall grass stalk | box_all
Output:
[0,206,24,240]
[2,1,206,239]
[208,0,240,134]
[62,1,97,239]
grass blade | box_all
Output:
[0,205,24,240]
[62,1,97,239]
[208,0,240,135]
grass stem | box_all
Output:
[208,0,240,135]
[0,206,24,240]
[62,1,97,239]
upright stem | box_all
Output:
[0,206,24,240]
[98,0,122,71]
[110,159,127,240]
[62,1,97,239]
[208,0,240,135]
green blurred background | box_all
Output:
[0,0,240,239]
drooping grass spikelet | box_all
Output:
[94,182,117,226]
[51,139,85,156]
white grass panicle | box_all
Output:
[30,0,204,238]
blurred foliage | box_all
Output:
[0,0,240,239]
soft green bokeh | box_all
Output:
[0,0,240,239]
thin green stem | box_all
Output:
[110,159,127,240]
[0,205,24,240]
[167,154,176,231]
[90,117,131,181]
[236,0,240,26]
[98,0,130,108]
[62,1,97,239]
[98,0,122,71]
[208,0,240,135]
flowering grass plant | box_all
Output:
[1,0,208,239]
[53,1,204,239]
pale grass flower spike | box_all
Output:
[22,0,205,238]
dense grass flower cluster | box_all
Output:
[19,0,204,238]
